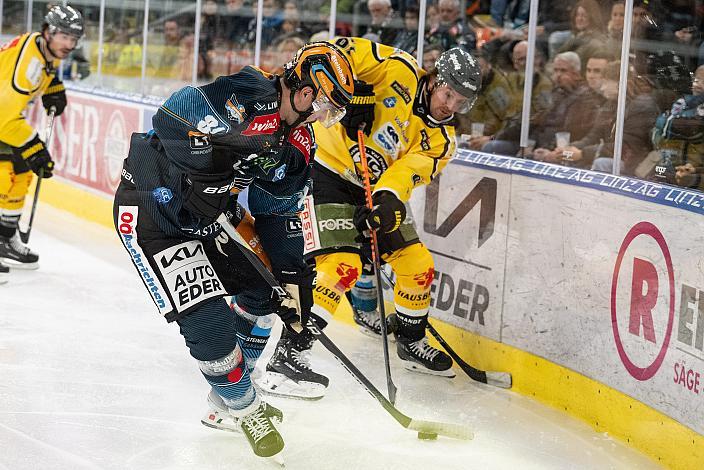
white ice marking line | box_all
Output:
[0,421,103,469]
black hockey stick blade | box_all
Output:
[427,322,512,389]
[376,267,512,389]
[306,316,473,441]
[20,107,56,244]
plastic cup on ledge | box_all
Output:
[555,131,570,149]
[471,122,485,138]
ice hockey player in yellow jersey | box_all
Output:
[257,37,481,399]
[0,5,83,281]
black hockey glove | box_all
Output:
[340,80,375,141]
[274,263,316,289]
[15,135,54,178]
[182,171,234,220]
[42,76,67,116]
[353,190,406,234]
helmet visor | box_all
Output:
[311,93,347,128]
[435,82,475,114]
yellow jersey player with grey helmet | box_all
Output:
[0,5,83,281]
[255,37,480,400]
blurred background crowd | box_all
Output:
[2,0,704,189]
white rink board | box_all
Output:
[409,165,510,341]
[501,175,704,435]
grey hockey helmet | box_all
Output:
[43,5,84,40]
[434,47,481,113]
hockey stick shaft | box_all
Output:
[20,107,56,244]
[356,127,397,405]
[218,210,472,440]
[378,268,512,389]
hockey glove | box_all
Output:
[340,80,375,141]
[15,135,54,178]
[182,171,234,220]
[353,191,406,234]
[42,76,67,116]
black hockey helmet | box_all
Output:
[434,47,481,113]
[43,5,85,40]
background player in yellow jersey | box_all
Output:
[0,5,82,282]
[256,38,481,398]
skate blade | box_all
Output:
[357,325,397,342]
[269,453,285,467]
[256,373,326,401]
[400,359,456,378]
[2,259,39,270]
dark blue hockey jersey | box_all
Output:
[124,66,313,238]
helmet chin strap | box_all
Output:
[288,86,315,128]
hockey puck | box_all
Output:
[417,431,438,440]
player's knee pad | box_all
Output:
[386,243,434,316]
[312,252,362,317]
[197,344,255,410]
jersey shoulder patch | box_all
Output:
[161,86,230,135]
[287,127,313,164]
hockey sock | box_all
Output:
[348,268,377,313]
[232,302,275,374]
[0,209,19,238]
[197,345,257,411]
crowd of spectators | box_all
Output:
[10,0,701,190]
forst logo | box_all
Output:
[611,222,675,381]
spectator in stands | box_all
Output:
[505,40,553,118]
[650,64,704,189]
[557,61,658,174]
[362,0,400,45]
[422,43,444,71]
[484,51,602,158]
[222,0,251,48]
[426,0,476,51]
[392,5,419,54]
[425,3,441,32]
[246,0,283,47]
[490,0,529,29]
[584,50,611,94]
[154,19,183,74]
[278,1,309,41]
[462,49,516,149]
[604,1,624,58]
[554,0,606,68]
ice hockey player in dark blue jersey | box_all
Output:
[113,42,354,461]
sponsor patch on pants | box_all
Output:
[155,240,226,313]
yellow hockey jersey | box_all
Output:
[0,32,59,148]
[313,37,456,202]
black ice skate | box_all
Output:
[201,389,282,433]
[0,233,38,269]
[256,329,329,400]
[396,336,456,378]
[0,261,8,284]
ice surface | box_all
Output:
[0,205,662,470]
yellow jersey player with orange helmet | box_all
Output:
[301,38,480,381]
[0,5,83,281]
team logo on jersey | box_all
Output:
[391,81,411,104]
[350,144,388,182]
[383,97,397,108]
[188,131,211,150]
[287,127,312,163]
[272,164,287,182]
[152,187,173,204]
[285,217,302,233]
[225,94,246,124]
[373,123,402,157]
[419,129,431,151]
[242,112,280,136]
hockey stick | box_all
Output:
[377,268,512,389]
[217,212,472,440]
[356,126,397,405]
[20,107,56,244]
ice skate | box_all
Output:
[396,336,456,378]
[0,261,8,284]
[256,329,328,400]
[0,233,38,269]
[201,389,282,432]
[236,399,285,459]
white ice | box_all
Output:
[1,205,662,470]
